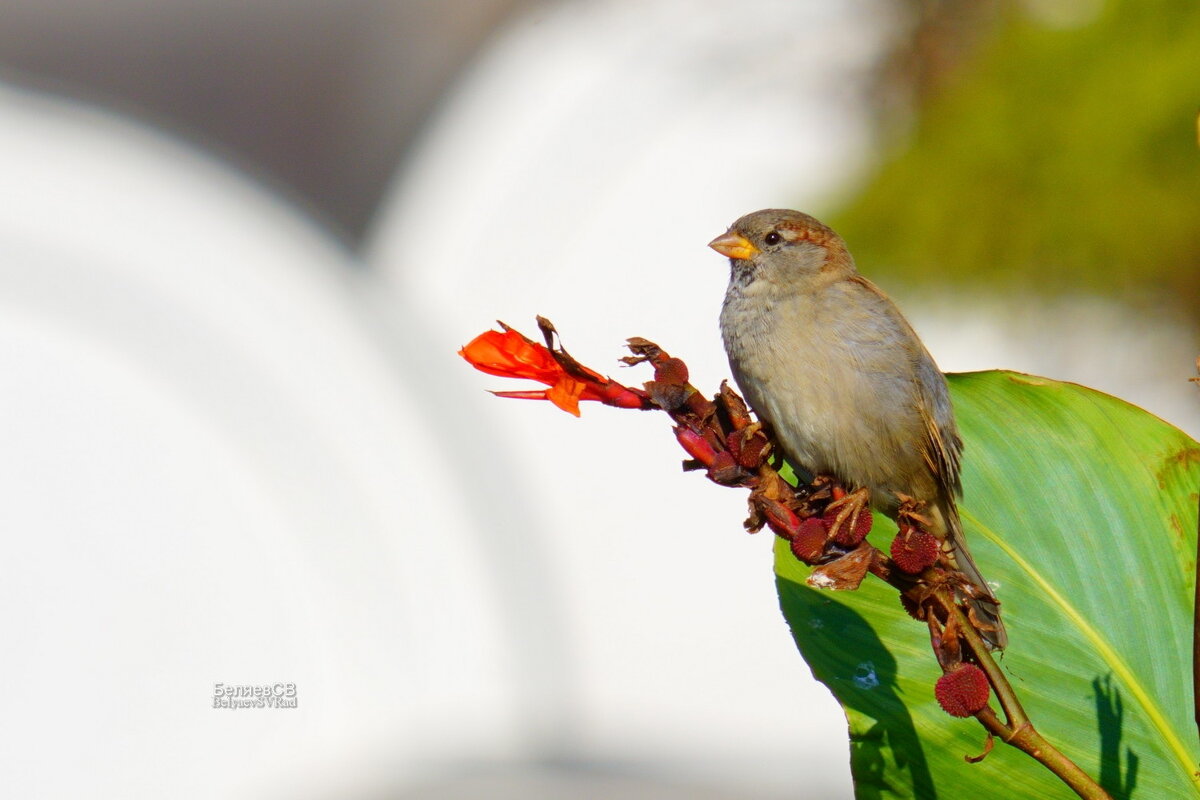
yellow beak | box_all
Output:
[708,231,759,261]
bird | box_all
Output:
[710,208,1006,649]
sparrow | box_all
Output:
[710,208,1005,649]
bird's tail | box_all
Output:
[932,501,1007,650]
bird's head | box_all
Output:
[708,208,854,287]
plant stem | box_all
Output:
[974,707,1114,800]
[946,602,1114,800]
[945,599,1028,729]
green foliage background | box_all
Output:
[833,0,1200,312]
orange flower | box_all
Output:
[460,327,563,383]
[459,325,648,416]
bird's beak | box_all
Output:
[708,231,759,261]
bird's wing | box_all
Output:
[915,347,963,500]
[847,275,964,499]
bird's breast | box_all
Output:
[720,281,929,504]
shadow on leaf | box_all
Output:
[777,576,936,799]
[1094,674,1139,799]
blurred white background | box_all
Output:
[0,1,1194,798]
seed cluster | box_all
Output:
[935,663,991,717]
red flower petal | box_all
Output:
[546,376,588,416]
[459,329,562,384]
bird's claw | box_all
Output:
[825,487,871,542]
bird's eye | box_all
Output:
[764,231,782,246]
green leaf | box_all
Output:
[775,370,1200,799]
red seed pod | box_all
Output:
[736,431,770,470]
[823,506,873,546]
[789,517,828,564]
[890,527,941,574]
[935,663,991,717]
[673,426,717,466]
[653,357,689,385]
[725,430,743,462]
[899,593,924,621]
